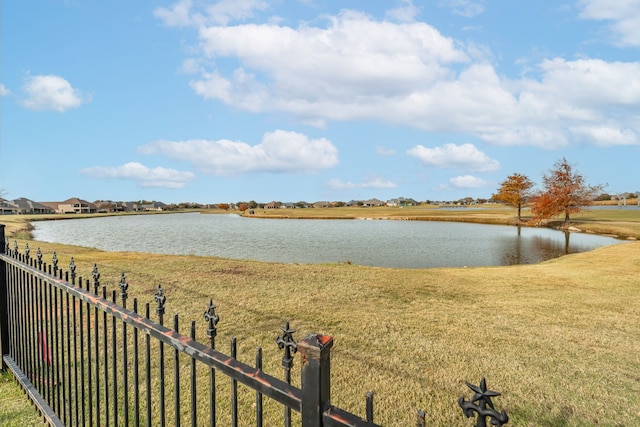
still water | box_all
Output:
[32,213,622,269]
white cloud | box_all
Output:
[20,75,88,112]
[407,143,500,172]
[449,175,488,189]
[155,0,269,27]
[570,125,637,146]
[578,0,640,47]
[533,58,640,108]
[503,58,640,147]
[80,162,196,188]
[154,0,196,27]
[386,0,420,23]
[190,68,269,112]
[139,130,338,175]
[0,84,10,96]
[376,146,396,156]
[327,176,397,190]
[191,10,468,116]
[204,0,269,25]
[167,8,640,149]
[439,0,485,18]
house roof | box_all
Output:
[0,198,18,209]
[40,198,97,211]
[363,198,385,205]
[141,201,167,208]
[61,197,94,206]
[39,202,61,210]
[11,197,53,210]
[388,197,418,204]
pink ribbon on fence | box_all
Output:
[38,330,52,365]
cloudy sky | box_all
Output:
[2,0,639,204]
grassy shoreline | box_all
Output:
[4,203,640,240]
[1,207,639,425]
[242,203,640,240]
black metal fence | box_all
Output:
[0,224,507,426]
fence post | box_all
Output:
[298,333,333,427]
[0,224,8,370]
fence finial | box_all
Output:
[277,322,297,426]
[13,241,18,257]
[119,272,129,304]
[204,299,219,340]
[36,247,43,269]
[276,321,298,369]
[69,257,76,281]
[92,264,101,293]
[52,251,58,275]
[24,243,30,261]
[154,285,166,318]
[458,377,509,427]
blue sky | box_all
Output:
[2,0,639,204]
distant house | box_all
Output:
[42,198,97,214]
[141,201,167,211]
[387,197,418,207]
[346,200,361,207]
[0,199,19,215]
[361,198,386,207]
[123,202,142,212]
[95,200,128,212]
[265,201,282,209]
[10,198,55,214]
[40,202,58,212]
[313,201,332,208]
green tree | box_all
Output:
[492,173,534,221]
[531,158,603,225]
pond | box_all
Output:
[31,213,623,269]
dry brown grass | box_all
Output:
[4,238,638,426]
[243,204,517,223]
[2,208,640,426]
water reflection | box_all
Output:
[501,226,525,265]
[32,214,622,269]
[500,228,589,266]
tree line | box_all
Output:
[492,158,606,226]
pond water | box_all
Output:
[31,213,623,269]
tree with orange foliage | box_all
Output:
[492,173,534,221]
[530,158,603,225]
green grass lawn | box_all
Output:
[0,371,43,426]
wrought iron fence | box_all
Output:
[0,224,507,426]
